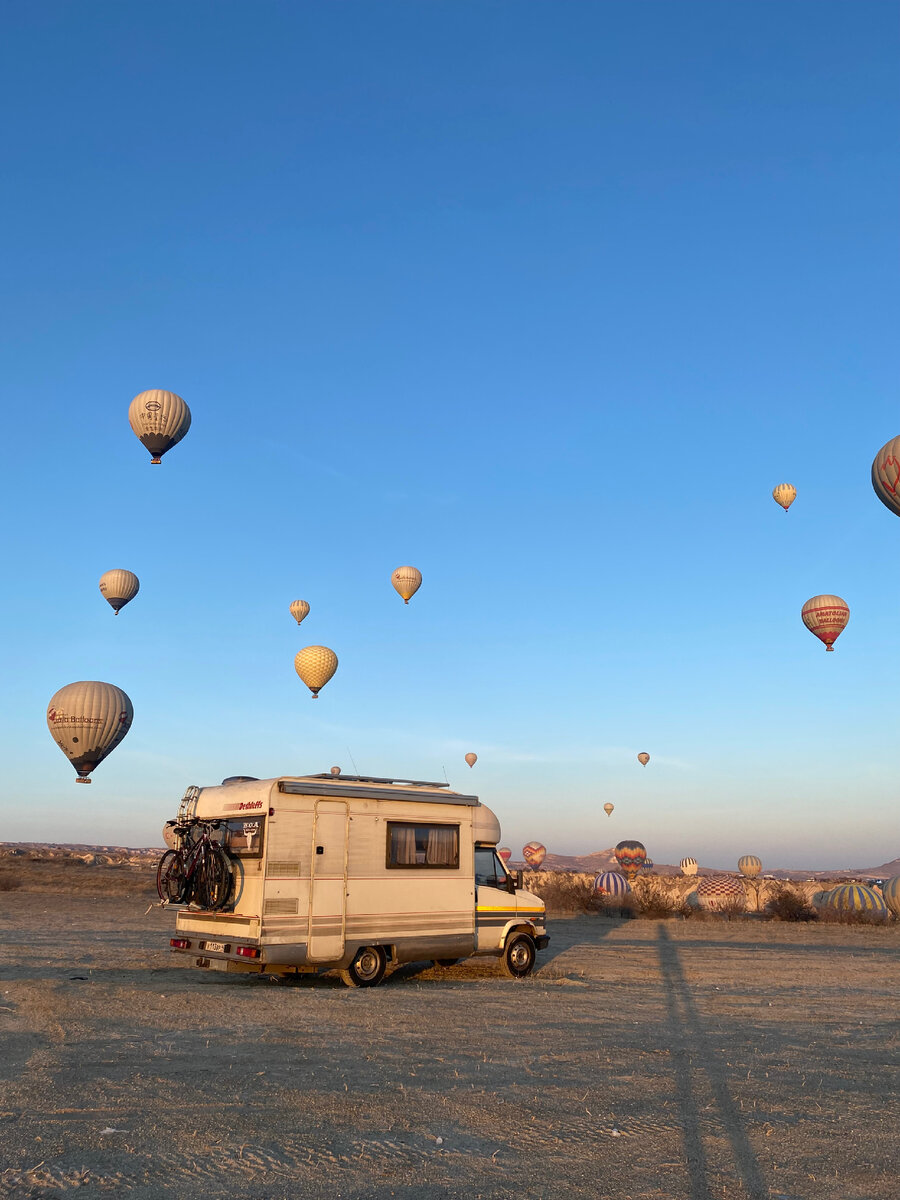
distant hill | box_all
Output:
[508,847,900,880]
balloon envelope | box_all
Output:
[128,389,191,464]
[46,681,133,782]
[881,876,900,917]
[637,752,650,766]
[289,600,310,626]
[801,595,849,651]
[465,752,477,768]
[772,483,797,512]
[871,435,900,518]
[391,566,422,604]
[680,857,698,877]
[738,855,762,878]
[497,847,512,864]
[603,803,614,817]
[294,646,338,697]
[696,875,746,912]
[522,842,546,868]
[826,884,887,916]
[594,871,630,896]
[614,840,647,880]
[98,569,139,615]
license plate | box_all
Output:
[204,940,226,954]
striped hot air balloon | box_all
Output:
[680,857,698,877]
[593,871,630,897]
[738,855,762,878]
[391,566,422,604]
[825,884,887,916]
[98,569,139,615]
[128,389,191,464]
[696,875,746,912]
[46,681,133,783]
[801,595,849,651]
[772,483,797,512]
[882,876,900,917]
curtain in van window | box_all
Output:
[426,826,458,866]
[391,825,417,865]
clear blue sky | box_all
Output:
[1,2,897,869]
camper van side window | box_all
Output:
[222,817,264,859]
[386,823,459,869]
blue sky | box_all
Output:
[1,2,897,868]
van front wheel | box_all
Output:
[501,933,536,979]
[340,946,387,988]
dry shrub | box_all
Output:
[815,906,888,927]
[766,884,817,922]
[0,871,23,891]
[524,871,596,915]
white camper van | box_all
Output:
[165,773,549,986]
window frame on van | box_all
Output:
[385,820,461,870]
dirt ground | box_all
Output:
[0,870,897,1199]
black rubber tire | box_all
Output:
[196,845,232,911]
[156,850,186,903]
[435,959,462,968]
[500,933,536,979]
[339,946,387,988]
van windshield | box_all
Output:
[475,847,510,889]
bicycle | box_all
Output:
[156,819,232,910]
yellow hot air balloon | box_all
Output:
[128,389,191,464]
[801,595,849,651]
[289,600,310,626]
[465,752,477,768]
[391,566,422,604]
[603,803,614,817]
[738,855,762,878]
[637,752,650,767]
[871,435,900,518]
[46,681,133,783]
[772,483,797,513]
[98,569,139,616]
[294,646,338,698]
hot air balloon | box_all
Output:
[637,752,650,767]
[825,884,887,917]
[593,871,630,897]
[294,646,338,698]
[128,389,191,464]
[871,436,900,518]
[695,875,746,912]
[391,566,422,605]
[498,847,512,864]
[465,752,477,768]
[614,840,646,881]
[46,681,133,783]
[738,855,762,878]
[522,842,546,869]
[680,857,698,877]
[98,569,139,616]
[603,803,614,817]
[772,483,797,512]
[642,859,654,871]
[330,766,341,776]
[881,876,900,917]
[290,600,310,626]
[801,595,849,651]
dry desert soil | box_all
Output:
[0,864,897,1199]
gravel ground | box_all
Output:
[0,887,897,1199]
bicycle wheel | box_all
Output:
[156,849,186,903]
[197,844,232,911]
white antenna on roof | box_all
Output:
[346,746,360,775]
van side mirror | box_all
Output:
[515,869,524,890]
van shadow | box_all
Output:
[656,925,769,1200]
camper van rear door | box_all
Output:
[307,799,350,961]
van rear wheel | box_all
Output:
[501,933,536,979]
[340,946,387,988]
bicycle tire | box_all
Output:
[196,844,232,911]
[156,849,186,903]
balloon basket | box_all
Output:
[75,777,91,784]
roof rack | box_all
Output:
[306,773,449,789]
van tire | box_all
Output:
[500,933,536,979]
[340,946,387,988]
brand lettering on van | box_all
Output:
[223,800,264,812]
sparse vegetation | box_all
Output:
[0,871,23,891]
[766,884,817,922]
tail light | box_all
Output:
[170,938,190,949]
[235,945,260,959]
